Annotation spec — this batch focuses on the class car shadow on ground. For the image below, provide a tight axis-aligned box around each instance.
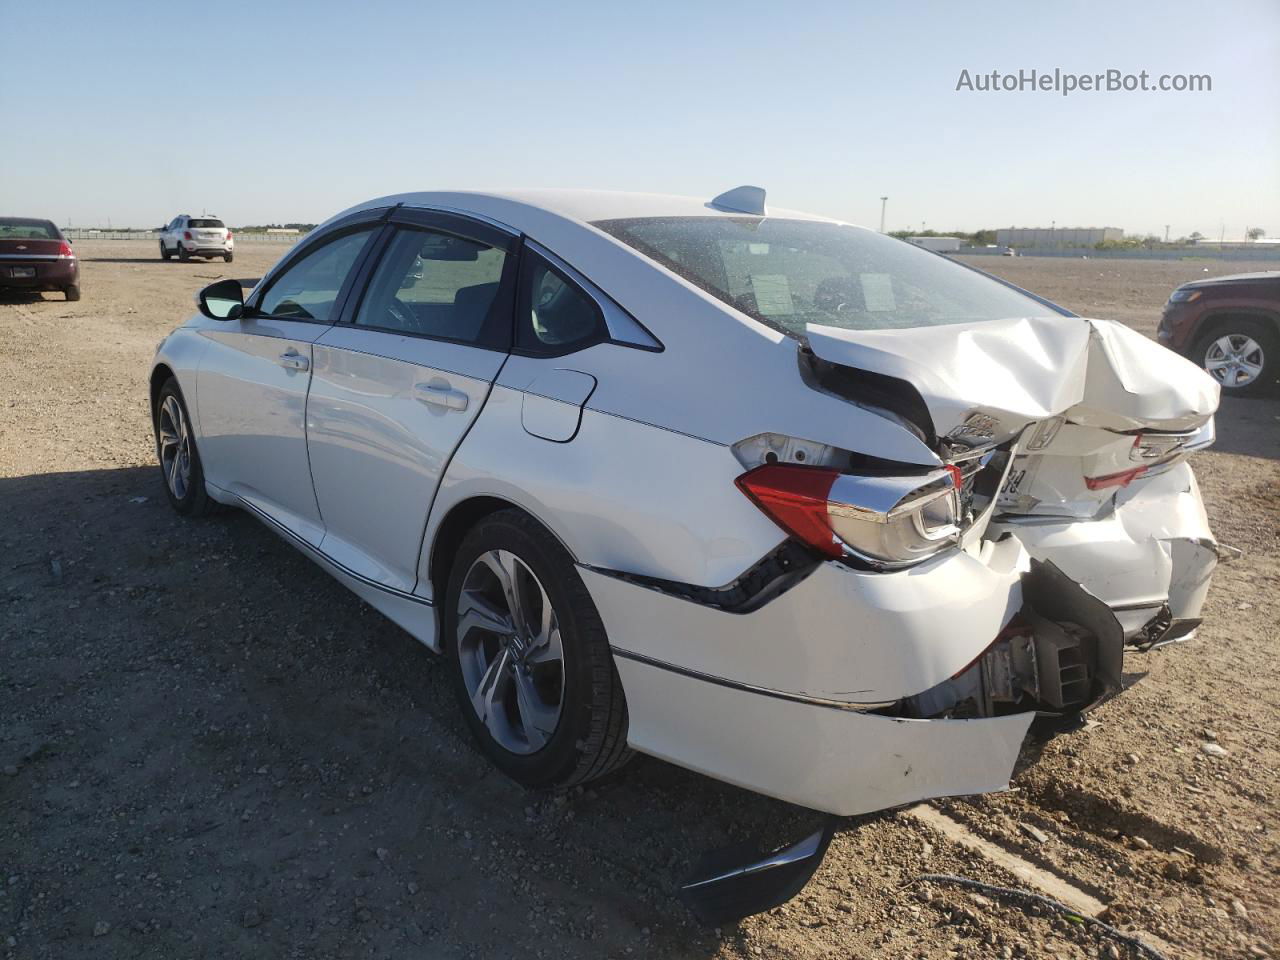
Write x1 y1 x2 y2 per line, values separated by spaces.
0 290 69 304
1 464 846 958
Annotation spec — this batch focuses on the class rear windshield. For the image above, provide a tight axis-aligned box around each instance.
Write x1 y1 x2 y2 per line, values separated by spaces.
189 219 224 229
0 219 59 240
593 216 1060 336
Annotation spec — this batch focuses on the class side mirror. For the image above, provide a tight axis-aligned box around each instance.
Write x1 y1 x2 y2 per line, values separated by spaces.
198 278 245 320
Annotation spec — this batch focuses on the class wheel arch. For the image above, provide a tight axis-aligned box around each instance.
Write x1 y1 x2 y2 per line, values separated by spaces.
1194 307 1280 345
426 495 578 609
150 362 175 414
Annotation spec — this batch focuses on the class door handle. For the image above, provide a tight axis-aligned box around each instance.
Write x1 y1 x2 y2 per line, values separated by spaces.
413 382 469 412
277 350 309 371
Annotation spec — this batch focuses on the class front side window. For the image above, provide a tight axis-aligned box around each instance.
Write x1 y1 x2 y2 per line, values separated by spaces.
593 216 1062 337
516 254 605 355
258 228 376 323
353 228 510 348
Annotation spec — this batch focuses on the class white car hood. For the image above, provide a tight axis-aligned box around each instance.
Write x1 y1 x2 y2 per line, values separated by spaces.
805 315 1219 442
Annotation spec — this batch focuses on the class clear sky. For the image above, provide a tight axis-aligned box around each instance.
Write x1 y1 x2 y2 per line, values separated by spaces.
2 0 1277 238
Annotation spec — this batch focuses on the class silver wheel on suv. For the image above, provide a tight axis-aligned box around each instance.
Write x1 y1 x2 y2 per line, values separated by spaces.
1203 333 1265 388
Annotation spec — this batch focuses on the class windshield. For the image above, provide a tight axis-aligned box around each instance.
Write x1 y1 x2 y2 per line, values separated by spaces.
189 218 224 229
593 216 1062 336
0 218 59 240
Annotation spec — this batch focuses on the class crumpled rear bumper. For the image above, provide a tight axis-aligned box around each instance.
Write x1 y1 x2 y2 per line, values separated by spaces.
989 462 1216 638
584 461 1210 815
582 537 1046 816
613 654 1035 817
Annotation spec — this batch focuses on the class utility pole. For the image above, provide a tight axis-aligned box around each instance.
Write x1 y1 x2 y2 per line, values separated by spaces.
879 197 888 233
1164 224 1170 243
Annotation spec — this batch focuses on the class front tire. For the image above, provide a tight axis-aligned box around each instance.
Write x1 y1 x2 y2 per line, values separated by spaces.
154 378 217 516
444 510 631 789
1193 319 1278 396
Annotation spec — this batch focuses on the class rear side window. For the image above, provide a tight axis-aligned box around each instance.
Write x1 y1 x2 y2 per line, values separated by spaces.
0 219 58 240
353 227 511 348
257 228 376 323
516 253 606 355
189 218 224 229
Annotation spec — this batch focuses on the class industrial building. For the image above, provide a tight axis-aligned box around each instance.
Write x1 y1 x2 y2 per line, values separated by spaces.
996 227 1124 247
906 236 961 252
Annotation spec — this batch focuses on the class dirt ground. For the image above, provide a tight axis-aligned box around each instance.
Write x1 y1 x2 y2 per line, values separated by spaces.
1 243 1277 960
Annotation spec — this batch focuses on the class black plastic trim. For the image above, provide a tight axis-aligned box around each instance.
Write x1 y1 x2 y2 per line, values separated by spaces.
587 540 819 614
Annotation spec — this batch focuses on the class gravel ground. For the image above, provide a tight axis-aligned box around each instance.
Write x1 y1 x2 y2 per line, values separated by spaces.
1 243 1277 960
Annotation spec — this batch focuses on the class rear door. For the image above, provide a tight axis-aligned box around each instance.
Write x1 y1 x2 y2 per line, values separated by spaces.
195 220 382 544
305 209 518 592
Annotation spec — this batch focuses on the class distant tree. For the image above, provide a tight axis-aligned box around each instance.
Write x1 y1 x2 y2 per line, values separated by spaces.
970 229 997 246
1247 227 1266 241
1189 231 1204 241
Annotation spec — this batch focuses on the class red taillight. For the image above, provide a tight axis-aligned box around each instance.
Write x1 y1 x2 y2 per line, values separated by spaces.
57 241 74 258
226 229 233 239
735 463 841 558
183 230 192 240
1084 465 1147 490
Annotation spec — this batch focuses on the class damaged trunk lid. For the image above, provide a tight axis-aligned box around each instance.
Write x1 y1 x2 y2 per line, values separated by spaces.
804 315 1219 519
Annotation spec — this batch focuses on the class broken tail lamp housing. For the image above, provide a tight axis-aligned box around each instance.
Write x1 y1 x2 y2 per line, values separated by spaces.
735 463 960 568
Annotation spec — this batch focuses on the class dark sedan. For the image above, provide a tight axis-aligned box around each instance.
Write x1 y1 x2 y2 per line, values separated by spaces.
1158 270 1280 395
0 217 80 301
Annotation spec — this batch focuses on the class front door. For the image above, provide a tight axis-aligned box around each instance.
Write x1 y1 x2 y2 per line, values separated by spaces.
305 213 518 592
196 226 379 545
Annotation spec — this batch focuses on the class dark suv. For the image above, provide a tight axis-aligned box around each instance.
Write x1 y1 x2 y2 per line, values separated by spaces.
1158 271 1280 395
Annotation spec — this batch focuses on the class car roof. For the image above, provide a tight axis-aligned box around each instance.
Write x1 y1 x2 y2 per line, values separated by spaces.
329 188 842 235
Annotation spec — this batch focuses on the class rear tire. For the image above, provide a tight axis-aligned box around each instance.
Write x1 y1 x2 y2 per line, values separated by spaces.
154 378 218 517
64 285 80 302
224 252 234 263
444 510 631 789
160 242 172 261
1192 318 1279 397
178 246 190 261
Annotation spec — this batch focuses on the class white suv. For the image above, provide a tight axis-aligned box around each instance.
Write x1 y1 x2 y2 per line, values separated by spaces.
159 215 234 262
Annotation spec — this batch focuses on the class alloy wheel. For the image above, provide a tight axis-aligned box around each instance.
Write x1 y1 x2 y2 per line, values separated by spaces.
157 395 193 500
1204 334 1265 387
455 549 566 755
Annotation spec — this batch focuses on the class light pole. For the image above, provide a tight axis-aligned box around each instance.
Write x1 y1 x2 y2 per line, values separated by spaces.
879 197 888 233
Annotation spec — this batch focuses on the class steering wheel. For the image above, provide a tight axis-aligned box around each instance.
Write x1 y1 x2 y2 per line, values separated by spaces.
385 297 425 334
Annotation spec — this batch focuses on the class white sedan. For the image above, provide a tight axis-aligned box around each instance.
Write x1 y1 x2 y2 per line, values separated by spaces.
150 187 1221 822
